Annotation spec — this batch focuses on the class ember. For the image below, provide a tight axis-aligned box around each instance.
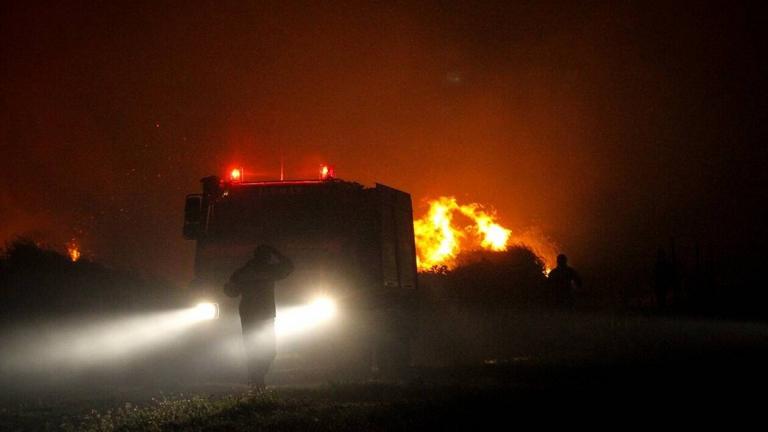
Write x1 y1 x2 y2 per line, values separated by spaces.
66 240 81 262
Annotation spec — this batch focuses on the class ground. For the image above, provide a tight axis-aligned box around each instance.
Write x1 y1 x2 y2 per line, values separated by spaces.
2 350 767 431
4 284 768 430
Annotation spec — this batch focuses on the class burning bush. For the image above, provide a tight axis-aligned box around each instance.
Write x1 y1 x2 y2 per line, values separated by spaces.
418 246 549 308
413 197 558 272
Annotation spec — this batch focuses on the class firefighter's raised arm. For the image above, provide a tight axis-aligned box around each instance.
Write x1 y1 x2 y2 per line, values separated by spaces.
268 246 294 280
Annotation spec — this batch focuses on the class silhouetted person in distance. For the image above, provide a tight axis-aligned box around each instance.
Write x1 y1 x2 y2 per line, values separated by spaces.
224 244 293 388
547 254 582 309
653 248 677 310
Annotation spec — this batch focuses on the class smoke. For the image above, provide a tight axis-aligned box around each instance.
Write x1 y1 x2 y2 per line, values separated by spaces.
0 191 61 248
511 227 560 271
2 2 766 282
0 297 340 389
0 307 217 373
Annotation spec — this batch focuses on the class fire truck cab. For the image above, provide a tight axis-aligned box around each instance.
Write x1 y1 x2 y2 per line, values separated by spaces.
182 171 417 376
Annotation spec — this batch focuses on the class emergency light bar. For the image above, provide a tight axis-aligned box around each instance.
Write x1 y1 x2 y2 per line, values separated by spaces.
223 164 336 183
229 168 243 182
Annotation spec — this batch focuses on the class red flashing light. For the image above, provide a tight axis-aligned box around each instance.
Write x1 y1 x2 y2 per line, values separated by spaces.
320 164 334 180
230 167 243 182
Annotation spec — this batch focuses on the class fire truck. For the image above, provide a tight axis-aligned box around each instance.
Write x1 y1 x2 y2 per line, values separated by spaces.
182 166 417 376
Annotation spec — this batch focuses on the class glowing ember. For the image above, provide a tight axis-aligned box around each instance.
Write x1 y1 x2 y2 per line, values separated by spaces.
66 239 81 262
413 197 557 272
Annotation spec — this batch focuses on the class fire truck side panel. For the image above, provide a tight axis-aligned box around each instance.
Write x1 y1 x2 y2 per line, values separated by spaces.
375 184 417 294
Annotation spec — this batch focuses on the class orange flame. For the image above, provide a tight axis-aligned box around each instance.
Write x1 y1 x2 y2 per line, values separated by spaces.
511 227 558 274
66 239 81 262
413 197 557 272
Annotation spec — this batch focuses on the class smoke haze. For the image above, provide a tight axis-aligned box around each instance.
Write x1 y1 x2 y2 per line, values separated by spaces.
2 1 766 281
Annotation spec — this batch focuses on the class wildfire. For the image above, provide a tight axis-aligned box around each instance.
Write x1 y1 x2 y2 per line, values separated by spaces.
413 197 557 272
414 197 510 270
66 239 81 262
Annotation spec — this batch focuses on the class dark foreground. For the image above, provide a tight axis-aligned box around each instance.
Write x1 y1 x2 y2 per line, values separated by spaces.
3 349 767 431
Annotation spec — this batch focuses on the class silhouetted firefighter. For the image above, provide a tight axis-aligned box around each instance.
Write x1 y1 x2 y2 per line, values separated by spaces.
547 254 582 309
653 248 678 310
224 245 293 387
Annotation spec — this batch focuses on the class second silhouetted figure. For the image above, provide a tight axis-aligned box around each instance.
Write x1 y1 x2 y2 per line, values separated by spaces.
225 244 293 388
547 253 582 309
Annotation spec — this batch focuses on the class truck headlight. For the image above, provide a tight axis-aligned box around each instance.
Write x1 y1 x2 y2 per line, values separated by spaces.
275 296 336 336
192 302 219 321
308 297 336 321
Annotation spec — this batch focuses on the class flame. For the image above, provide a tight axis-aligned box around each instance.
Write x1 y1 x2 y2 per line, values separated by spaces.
457 202 511 251
66 239 81 262
511 227 559 274
413 197 557 272
413 197 463 269
414 197 510 271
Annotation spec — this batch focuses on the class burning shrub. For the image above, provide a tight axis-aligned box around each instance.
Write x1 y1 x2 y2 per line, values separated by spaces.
413 197 558 272
418 246 549 308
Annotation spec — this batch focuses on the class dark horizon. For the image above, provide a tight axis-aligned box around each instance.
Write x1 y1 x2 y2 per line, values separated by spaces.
2 1 766 283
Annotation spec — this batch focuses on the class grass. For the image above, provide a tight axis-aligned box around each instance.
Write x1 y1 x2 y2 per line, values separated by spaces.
4 356 766 431
2 383 523 432
6 345 768 431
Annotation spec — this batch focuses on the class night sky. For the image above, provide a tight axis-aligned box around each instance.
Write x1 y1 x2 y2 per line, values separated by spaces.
2 1 766 283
